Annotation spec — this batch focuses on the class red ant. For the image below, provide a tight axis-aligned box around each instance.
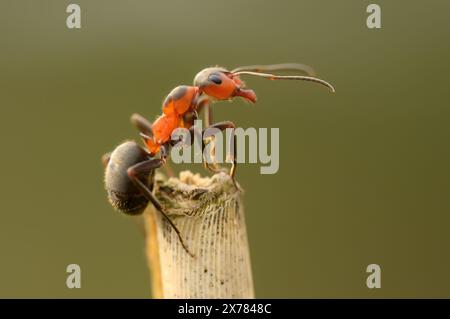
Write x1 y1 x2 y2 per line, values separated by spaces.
103 63 335 256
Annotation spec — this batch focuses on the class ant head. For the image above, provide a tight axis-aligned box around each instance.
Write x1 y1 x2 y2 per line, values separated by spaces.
194 67 257 103
194 64 335 104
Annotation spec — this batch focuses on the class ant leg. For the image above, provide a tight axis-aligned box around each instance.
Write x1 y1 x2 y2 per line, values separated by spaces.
194 94 213 127
131 113 153 136
132 114 175 177
199 101 225 174
202 104 222 173
160 143 171 159
160 143 174 177
202 124 223 175
176 124 219 175
203 103 213 128
101 152 111 167
202 121 239 188
203 137 225 174
198 111 218 175
201 101 215 169
160 144 175 177
204 151 222 174
127 159 194 257
193 95 218 172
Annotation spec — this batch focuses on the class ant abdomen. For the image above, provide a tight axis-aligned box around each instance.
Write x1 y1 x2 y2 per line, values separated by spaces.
104 141 152 215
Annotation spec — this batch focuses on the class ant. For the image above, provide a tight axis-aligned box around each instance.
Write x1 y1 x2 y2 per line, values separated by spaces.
103 63 335 257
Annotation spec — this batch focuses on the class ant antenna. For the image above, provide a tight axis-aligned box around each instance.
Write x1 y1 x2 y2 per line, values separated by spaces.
232 71 336 93
231 63 316 76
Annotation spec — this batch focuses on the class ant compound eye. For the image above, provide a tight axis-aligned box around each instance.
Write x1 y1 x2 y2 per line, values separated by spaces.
208 74 222 85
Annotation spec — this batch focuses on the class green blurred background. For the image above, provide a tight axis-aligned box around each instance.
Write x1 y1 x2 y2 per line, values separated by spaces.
0 0 449 298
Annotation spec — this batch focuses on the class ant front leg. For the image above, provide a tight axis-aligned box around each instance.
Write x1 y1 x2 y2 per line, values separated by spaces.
203 102 213 128
202 121 239 188
192 95 216 172
194 94 213 127
127 158 194 257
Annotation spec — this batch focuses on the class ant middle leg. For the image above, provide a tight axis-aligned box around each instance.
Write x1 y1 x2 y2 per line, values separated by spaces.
202 104 220 173
202 121 238 187
177 123 226 175
173 123 239 188
127 158 194 257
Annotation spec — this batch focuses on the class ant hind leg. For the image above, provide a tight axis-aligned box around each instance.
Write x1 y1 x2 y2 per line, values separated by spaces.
127 158 194 257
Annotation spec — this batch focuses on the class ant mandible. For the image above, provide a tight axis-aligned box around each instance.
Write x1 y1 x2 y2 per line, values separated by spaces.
103 63 335 257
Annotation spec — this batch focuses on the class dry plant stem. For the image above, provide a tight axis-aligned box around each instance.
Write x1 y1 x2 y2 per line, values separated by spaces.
144 171 254 298
144 210 163 299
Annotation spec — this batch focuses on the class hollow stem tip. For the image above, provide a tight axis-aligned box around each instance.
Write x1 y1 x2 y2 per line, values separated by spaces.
145 171 254 299
155 171 242 211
